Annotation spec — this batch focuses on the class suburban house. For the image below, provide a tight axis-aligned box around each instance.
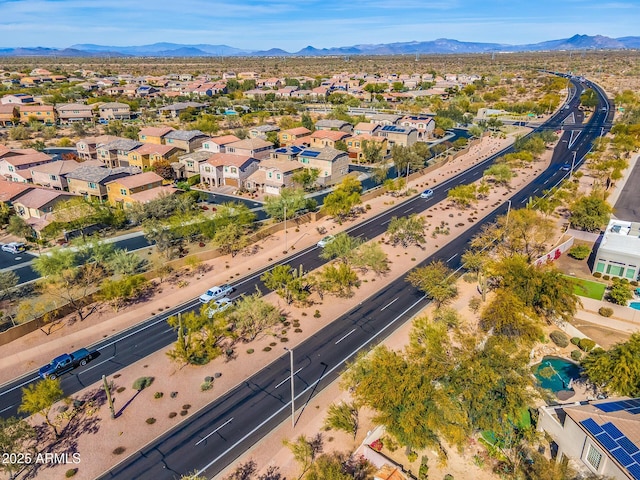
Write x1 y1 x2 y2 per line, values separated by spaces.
314 119 353 133
138 126 175 145
30 160 84 190
309 130 351 149
297 147 349 186
279 127 312 147
399 115 436 140
376 125 418 147
538 398 640 480
0 178 34 205
592 219 640 281
164 129 208 153
66 165 141 201
105 171 165 206
270 145 304 162
127 143 182 170
12 189 77 233
158 101 205 118
225 138 274 160
55 103 94 124
96 138 142 168
0 148 53 183
245 158 303 195
249 124 280 139
98 102 131 120
353 122 381 136
200 135 241 154
199 153 260 189
0 104 19 126
1 93 35 105
19 105 56 125
76 135 120 161
346 135 388 162
367 113 402 126
173 151 211 179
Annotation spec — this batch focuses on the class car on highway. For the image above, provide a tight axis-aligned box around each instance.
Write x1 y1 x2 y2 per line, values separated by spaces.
199 284 234 304
206 297 233 317
1 242 26 254
560 163 572 172
317 235 335 248
420 189 434 199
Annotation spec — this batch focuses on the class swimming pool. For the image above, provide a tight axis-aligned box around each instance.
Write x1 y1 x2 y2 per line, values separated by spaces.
629 302 640 311
533 356 582 394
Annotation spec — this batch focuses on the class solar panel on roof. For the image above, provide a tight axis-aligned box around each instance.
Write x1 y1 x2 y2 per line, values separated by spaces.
603 422 625 440
619 436 640 455
627 463 640 480
621 401 637 409
581 418 604 436
596 401 625 413
303 151 320 158
611 447 635 467
630 407 640 415
596 432 618 450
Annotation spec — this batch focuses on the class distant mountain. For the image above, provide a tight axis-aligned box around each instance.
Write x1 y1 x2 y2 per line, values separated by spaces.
2 34 639 57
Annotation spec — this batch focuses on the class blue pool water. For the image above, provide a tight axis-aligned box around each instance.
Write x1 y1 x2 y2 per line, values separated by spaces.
533 356 581 393
630 302 640 311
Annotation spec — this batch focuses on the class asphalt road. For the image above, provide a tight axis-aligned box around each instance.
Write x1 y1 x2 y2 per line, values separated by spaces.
0 76 612 478
614 158 640 222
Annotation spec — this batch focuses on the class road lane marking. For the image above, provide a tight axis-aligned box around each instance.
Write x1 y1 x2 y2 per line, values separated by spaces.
520 198 528 203
533 188 539 194
382 219 391 225
195 418 234 446
447 253 458 262
274 368 303 389
0 404 15 413
380 297 398 311
78 355 116 374
335 329 356 345
404 207 414 213
0 376 39 397
543 178 550 184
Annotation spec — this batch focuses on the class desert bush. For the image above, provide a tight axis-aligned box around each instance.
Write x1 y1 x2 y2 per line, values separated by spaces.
549 331 569 348
571 350 582 361
169 412 177 418
568 245 591 260
201 380 213 391
113 447 126 455
146 417 156 424
170 391 178 398
263 346 272 352
180 410 188 416
598 307 614 317
154 392 163 399
570 337 581 345
133 376 154 391
578 338 596 352
593 272 602 278
65 468 78 477
314 310 321 318
603 275 610 281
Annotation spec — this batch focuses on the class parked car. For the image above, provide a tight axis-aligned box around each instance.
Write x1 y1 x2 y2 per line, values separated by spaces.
206 297 233 317
420 189 434 199
1 242 26 254
317 235 335 248
199 284 234 304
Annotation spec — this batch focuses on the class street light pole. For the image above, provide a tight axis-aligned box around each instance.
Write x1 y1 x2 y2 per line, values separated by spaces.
285 347 295 428
570 150 577 179
283 204 287 252
506 199 512 228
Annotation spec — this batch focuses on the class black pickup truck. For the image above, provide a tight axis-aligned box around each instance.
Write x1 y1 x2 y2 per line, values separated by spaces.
38 348 98 380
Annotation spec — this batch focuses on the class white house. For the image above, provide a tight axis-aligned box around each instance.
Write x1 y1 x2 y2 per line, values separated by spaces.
592 219 640 281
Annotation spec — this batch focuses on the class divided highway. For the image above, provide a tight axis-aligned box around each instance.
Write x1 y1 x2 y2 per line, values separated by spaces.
0 76 613 479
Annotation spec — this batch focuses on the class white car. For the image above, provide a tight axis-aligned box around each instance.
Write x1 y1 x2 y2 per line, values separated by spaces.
199 284 234 304
206 297 233 317
1 242 26 254
317 235 335 248
420 189 434 199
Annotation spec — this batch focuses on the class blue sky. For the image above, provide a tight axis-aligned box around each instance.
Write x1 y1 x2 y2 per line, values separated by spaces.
1 0 639 50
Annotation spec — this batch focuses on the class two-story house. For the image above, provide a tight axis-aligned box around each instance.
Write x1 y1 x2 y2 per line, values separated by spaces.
399 115 435 141
298 147 349 186
314 119 353 133
1 93 35 105
0 104 19 126
245 158 303 196
98 102 131 120
270 145 304 162
200 153 260 189
12 188 76 224
200 135 240 154
127 143 182 170
353 122 380 136
278 127 312 147
76 135 120 161
30 160 85 190
158 101 205 118
376 125 418 147
249 124 280 139
309 130 351 149
174 151 211 179
106 171 165 206
164 130 208 153
346 135 388 162
224 138 274 160
0 148 53 183
96 138 143 168
55 103 94 124
19 105 56 125
66 165 141 201
138 126 175 145
367 113 402 126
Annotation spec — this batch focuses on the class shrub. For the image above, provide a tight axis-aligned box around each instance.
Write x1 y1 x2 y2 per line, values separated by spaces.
180 410 188 416
570 337 581 346
603 275 611 281
593 272 602 278
113 447 126 455
568 245 591 260
263 346 272 352
598 307 614 317
205 376 213 383
169 412 177 418
182 404 191 410
295 328 303 333
154 392 163 399
571 350 582 361
549 331 569 348
116 387 125 393
201 380 213 391
170 391 178 398
407 450 418 463
65 468 78 477
608 282 634 305
578 338 596 352
247 349 254 354
280 337 289 342
314 310 321 318
444 475 454 480
133 376 154 391
631 280 639 287
146 417 156 424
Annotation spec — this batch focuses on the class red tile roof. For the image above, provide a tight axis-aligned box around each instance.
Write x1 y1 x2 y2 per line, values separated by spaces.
139 126 175 137
108 171 163 189
206 153 256 168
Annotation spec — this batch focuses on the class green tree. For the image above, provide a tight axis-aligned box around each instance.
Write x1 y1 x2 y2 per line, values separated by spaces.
406 260 458 308
319 232 363 264
580 88 599 109
352 242 390 275
0 417 36 478
386 215 425 248
447 184 477 208
500 208 556 261
0 270 19 300
167 310 227 366
261 264 309 305
582 333 640 397
99 275 149 312
291 168 320 191
318 263 360 298
264 187 307 221
7 215 34 242
608 279 634 305
213 223 249 257
324 401 359 439
569 193 613 232
19 378 64 437
321 177 362 223
228 290 281 342
107 249 147 275
283 435 323 476
483 163 514 186
479 288 541 343
361 139 384 164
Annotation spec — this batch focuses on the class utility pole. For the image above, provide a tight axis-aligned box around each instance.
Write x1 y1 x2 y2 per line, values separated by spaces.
284 347 295 428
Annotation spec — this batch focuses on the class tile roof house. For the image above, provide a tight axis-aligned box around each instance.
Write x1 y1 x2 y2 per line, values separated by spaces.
138 126 175 145
76 135 120 161
376 125 418 147
66 165 141 201
164 129 208 153
298 147 349 186
353 122 381 136
0 104 19 126
158 101 205 118
245 158 303 196
98 102 131 120
309 130 351 149
96 138 143 168
55 103 94 124
346 134 388 162
279 127 312 147
201 135 241 154
174 150 211 179
12 188 77 229
199 153 260 189
19 105 56 125
249 124 280 139
538 398 640 480
127 143 183 170
30 160 84 190
0 150 53 183
1 93 35 105
0 177 34 204
224 138 274 160
106 171 164 206
399 115 436 140
314 119 353 133
270 145 304 162
366 113 402 126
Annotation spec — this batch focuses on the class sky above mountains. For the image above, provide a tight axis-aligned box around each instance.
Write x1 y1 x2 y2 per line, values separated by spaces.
1 0 639 49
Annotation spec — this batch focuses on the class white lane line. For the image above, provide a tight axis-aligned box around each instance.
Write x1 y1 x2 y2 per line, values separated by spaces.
0 404 15 413
543 178 550 184
380 297 399 311
533 188 539 194
404 208 414 213
0 376 38 397
335 329 356 345
520 197 528 204
274 368 303 389
196 293 428 476
195 418 234 446
382 219 391 225
447 253 458 262
78 356 116 374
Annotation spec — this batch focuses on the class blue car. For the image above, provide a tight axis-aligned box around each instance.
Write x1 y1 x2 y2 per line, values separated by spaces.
560 164 571 172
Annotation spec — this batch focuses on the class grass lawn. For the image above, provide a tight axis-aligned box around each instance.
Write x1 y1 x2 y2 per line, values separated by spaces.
566 275 607 300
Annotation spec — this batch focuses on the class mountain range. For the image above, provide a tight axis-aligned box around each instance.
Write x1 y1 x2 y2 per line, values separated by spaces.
0 34 638 57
